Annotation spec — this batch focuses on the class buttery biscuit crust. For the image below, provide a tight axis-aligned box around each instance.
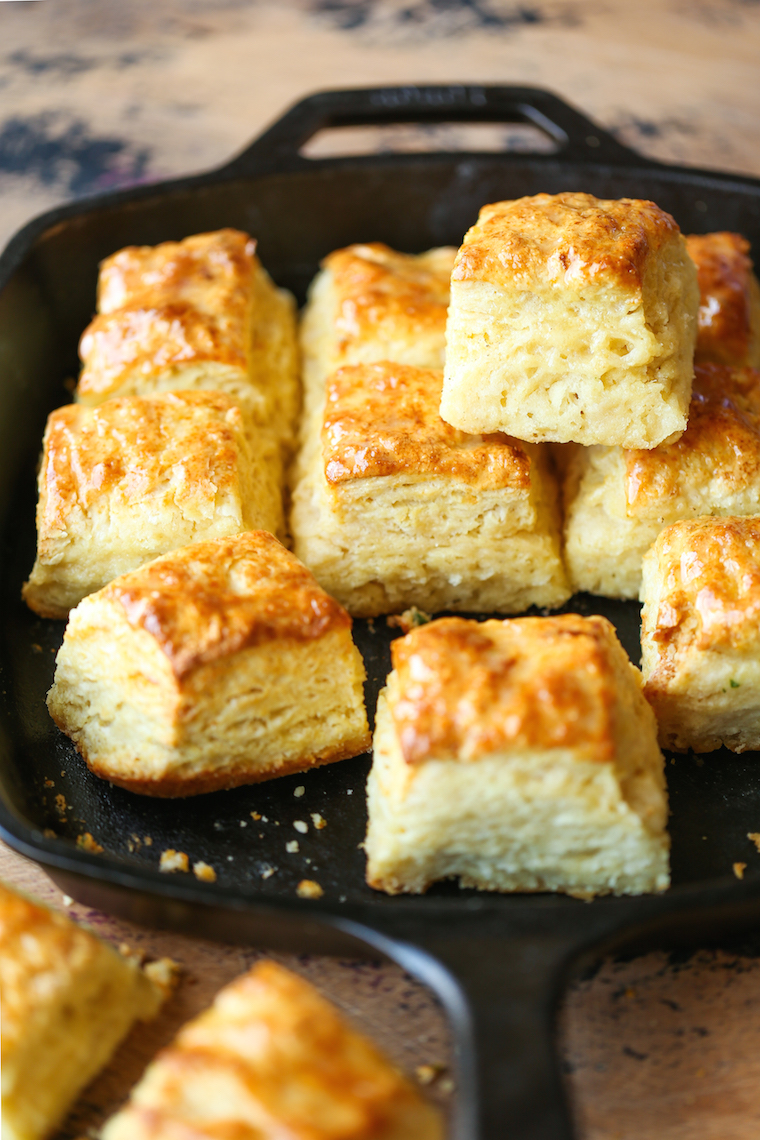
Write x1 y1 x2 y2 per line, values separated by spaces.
322 362 532 489
390 614 618 765
686 232 760 367
108 530 351 678
453 192 681 290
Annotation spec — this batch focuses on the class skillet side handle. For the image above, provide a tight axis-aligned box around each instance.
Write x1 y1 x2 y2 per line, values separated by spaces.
223 85 645 176
384 923 580 1140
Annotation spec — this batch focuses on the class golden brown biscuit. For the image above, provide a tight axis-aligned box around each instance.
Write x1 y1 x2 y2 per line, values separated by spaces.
0 881 166 1140
23 391 283 619
76 229 299 460
101 959 443 1140
641 516 760 753
47 531 370 796
441 193 699 449
365 614 669 898
563 363 760 599
686 232 760 367
291 361 569 617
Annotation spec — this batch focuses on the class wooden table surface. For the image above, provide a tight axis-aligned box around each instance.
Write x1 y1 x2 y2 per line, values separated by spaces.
2 2 760 1137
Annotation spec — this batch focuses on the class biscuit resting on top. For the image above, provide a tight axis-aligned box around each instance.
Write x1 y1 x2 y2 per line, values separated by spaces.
365 614 669 898
563 363 760 599
641 516 760 754
23 391 283 619
291 360 569 617
102 959 443 1140
47 531 370 796
76 228 299 464
0 880 168 1140
441 192 698 449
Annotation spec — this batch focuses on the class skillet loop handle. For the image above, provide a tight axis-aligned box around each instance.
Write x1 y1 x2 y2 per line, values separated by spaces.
224 85 644 174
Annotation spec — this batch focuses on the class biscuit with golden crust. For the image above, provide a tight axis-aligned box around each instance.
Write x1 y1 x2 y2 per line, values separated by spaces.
101 960 442 1140
563 363 760 599
365 614 669 898
23 391 283 619
686 232 760 368
0 881 165 1140
76 229 299 460
641 516 760 753
47 531 370 796
291 361 569 616
441 193 698 449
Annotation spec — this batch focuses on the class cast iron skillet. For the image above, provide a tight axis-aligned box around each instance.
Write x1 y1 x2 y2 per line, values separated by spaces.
2 85 760 1140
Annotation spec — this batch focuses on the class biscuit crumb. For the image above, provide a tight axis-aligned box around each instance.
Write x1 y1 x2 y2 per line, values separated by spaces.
160 849 189 873
296 879 324 899
43 779 54 788
293 820 308 834
415 1064 443 1085
144 836 153 846
748 833 760 853
286 840 299 853
311 812 326 830
387 606 431 633
294 786 305 797
193 861 217 883
251 811 262 820
261 865 275 879
118 941 144 963
734 862 747 880
76 832 104 854
144 957 181 996
239 820 247 828
54 794 67 816
31 643 42 653
62 894 73 907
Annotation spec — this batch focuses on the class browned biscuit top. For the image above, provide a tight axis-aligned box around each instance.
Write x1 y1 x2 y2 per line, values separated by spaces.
388 614 621 765
322 362 531 488
686 231 758 366
646 516 760 655
323 243 455 362
452 192 681 290
625 363 760 515
38 392 245 533
105 531 351 677
96 228 255 317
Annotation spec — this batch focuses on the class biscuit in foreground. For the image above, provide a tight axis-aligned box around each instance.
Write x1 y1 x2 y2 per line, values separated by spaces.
101 959 442 1140
23 391 283 619
76 229 299 460
641 516 760 753
686 231 760 368
563 363 760 599
0 880 167 1140
365 614 669 898
47 531 370 796
441 193 698 449
291 361 569 616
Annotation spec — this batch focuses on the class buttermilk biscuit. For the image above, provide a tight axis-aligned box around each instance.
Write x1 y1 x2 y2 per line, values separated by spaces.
564 363 760 599
290 361 569 617
47 531 370 796
101 960 442 1140
441 192 699 449
365 614 669 898
686 232 760 367
23 391 283 619
641 516 760 753
76 229 299 460
0 881 166 1140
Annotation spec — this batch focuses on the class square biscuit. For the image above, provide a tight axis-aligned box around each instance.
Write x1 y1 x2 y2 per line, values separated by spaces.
290 361 569 617
23 391 283 619
641 516 760 753
686 231 760 368
76 229 299 461
0 881 166 1140
47 531 370 796
365 614 669 898
441 193 699 449
102 960 443 1140
563 363 760 599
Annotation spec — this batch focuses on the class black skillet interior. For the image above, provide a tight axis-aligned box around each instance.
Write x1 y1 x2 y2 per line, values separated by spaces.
3 86 760 1140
